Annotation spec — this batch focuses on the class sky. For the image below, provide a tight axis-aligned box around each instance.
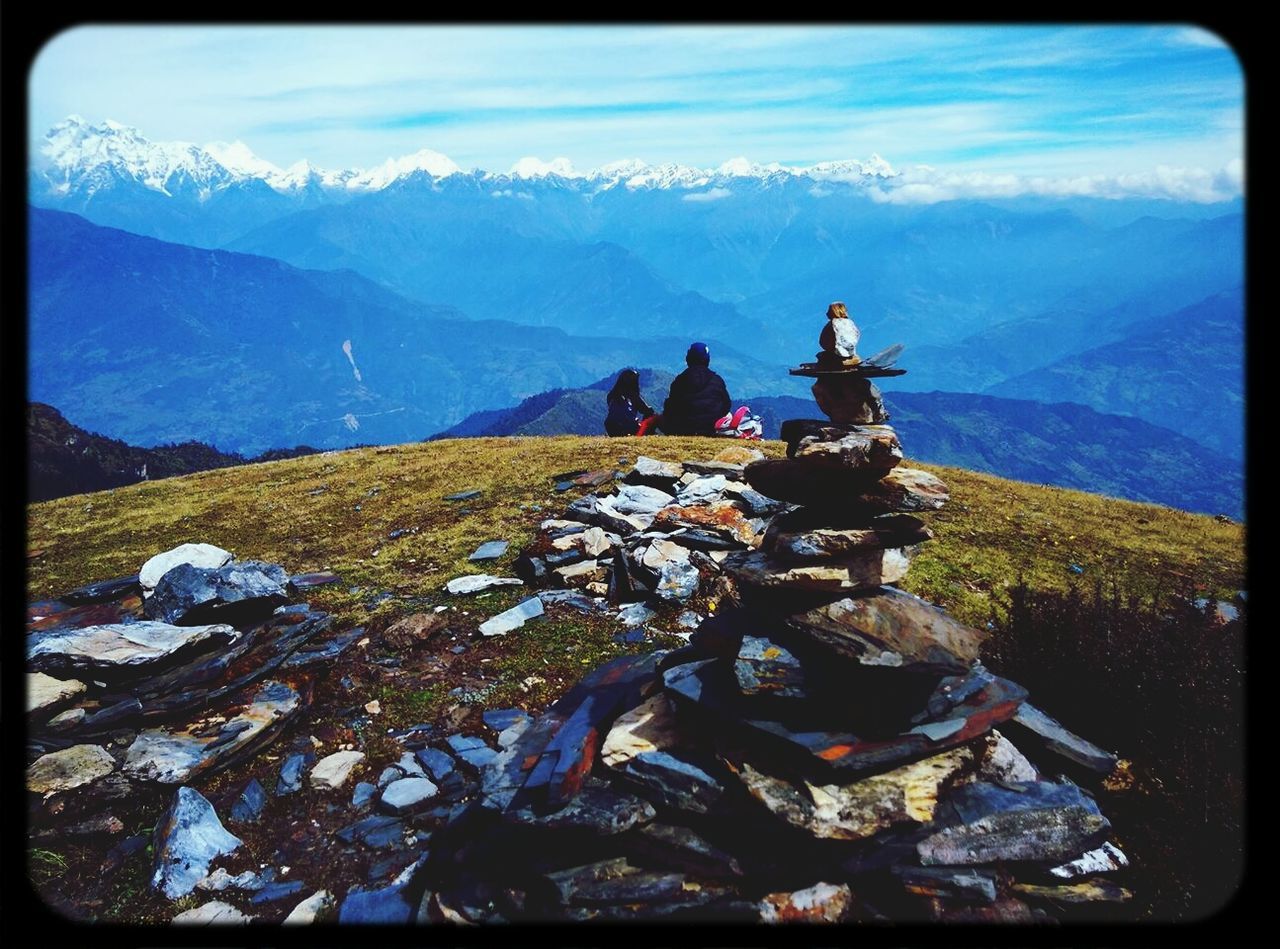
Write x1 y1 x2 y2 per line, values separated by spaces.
28 24 1244 192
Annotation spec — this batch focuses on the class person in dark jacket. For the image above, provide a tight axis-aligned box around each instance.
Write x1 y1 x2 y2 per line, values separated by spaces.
604 368 656 436
659 342 731 435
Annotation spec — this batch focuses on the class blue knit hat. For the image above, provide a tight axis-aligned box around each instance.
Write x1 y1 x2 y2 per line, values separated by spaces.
686 342 710 366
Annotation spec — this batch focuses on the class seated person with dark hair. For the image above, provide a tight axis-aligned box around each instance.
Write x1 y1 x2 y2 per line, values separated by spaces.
604 368 656 436
658 342 731 436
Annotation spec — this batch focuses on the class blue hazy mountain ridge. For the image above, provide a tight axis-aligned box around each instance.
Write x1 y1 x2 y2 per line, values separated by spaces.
433 378 1241 517
27 208 791 455
33 151 1242 390
988 287 1244 459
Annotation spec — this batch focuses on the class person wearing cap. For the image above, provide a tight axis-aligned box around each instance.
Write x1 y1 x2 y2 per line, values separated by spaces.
658 342 732 436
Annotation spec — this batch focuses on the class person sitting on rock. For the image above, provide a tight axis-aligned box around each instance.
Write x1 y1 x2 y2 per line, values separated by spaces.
657 342 732 436
818 301 861 366
604 368 657 436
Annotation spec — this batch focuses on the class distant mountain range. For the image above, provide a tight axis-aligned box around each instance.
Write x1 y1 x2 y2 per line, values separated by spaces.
434 375 1242 517
28 208 792 455
27 402 318 503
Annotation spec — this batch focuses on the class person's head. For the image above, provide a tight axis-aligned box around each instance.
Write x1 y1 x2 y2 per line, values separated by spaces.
686 342 710 367
610 367 641 400
826 302 849 321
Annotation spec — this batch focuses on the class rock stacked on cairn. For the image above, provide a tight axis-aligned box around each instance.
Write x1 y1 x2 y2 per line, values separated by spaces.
416 312 1129 924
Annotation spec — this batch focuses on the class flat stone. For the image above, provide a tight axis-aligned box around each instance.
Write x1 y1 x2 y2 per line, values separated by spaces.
277 753 310 795
310 751 366 790
483 708 531 733
733 743 978 841
896 866 998 903
513 555 547 584
626 456 684 487
352 781 378 808
28 621 237 676
229 777 267 823
145 560 290 626
919 797 1110 866
642 539 691 570
976 730 1039 785
380 777 439 813
444 489 482 501
617 602 657 627
1007 703 1118 774
124 681 302 785
573 468 616 487
479 597 544 637
396 751 427 777
758 882 852 923
860 467 950 512
612 484 676 516
744 461 946 513
26 744 116 795
1049 841 1129 879
251 880 307 904
378 765 406 788
197 868 268 892
724 548 914 594
734 635 807 698
415 747 456 782
1012 879 1133 904
62 574 142 605
763 510 932 561
601 693 683 767
651 502 757 545
811 374 889 425
538 589 605 613
792 425 902 471
140 543 233 597
446 574 523 595
45 707 87 732
554 559 607 585
593 496 654 534
27 671 87 715
27 596 145 634
152 786 242 900
629 822 743 879
383 612 447 650
505 779 656 834
171 900 253 924
468 540 510 561
613 750 725 815
336 814 405 848
339 855 428 923
283 889 335 924
655 560 700 602
65 813 126 836
786 586 986 673
675 475 728 506
288 571 342 591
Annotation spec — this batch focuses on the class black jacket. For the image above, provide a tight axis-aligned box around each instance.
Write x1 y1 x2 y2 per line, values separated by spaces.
661 366 731 435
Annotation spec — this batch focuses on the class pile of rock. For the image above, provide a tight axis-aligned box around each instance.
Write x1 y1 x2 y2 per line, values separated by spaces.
25 542 358 828
405 335 1130 923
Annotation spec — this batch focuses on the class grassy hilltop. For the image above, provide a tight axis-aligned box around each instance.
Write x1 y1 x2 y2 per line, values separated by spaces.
25 435 1245 922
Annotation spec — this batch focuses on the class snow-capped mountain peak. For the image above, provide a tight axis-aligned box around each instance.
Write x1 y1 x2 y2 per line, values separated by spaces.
509 156 580 179
350 148 462 189
203 140 285 181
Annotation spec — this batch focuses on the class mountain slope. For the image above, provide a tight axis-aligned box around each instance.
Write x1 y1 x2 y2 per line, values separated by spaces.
28 208 789 454
26 402 319 503
432 379 1242 516
988 288 1244 458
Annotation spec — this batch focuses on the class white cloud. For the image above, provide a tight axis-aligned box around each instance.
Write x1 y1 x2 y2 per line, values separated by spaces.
682 187 732 202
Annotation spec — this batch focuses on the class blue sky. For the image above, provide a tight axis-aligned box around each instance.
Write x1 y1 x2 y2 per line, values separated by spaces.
29 24 1243 181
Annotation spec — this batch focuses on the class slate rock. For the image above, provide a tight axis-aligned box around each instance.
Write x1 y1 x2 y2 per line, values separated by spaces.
651 501 758 545
145 560 290 626
763 511 932 561
642 539 691 570
45 707 87 732
415 747 456 782
628 822 743 879
614 750 725 815
483 708 532 733
786 586 986 673
1011 879 1133 904
919 805 1110 866
251 880 307 904
724 548 914 594
1007 703 1118 774
612 484 676 516
336 814 405 849
1049 841 1129 879
444 489 483 501
896 866 998 903
446 574 523 595
229 778 267 823
468 540 510 562
26 743 116 795
140 543 233 597
277 753 310 795
28 621 238 676
734 635 807 698
655 560 700 602
283 889 335 924
381 777 439 814
171 900 253 924
512 555 547 584
311 751 366 790
62 574 142 605
382 612 447 650
617 602 657 628
337 855 427 923
26 671 87 716
377 766 406 789
151 786 242 899
792 425 903 471
288 570 342 591
626 456 684 488
479 597 544 637
744 461 946 513
675 474 729 506
506 781 657 835
758 881 852 923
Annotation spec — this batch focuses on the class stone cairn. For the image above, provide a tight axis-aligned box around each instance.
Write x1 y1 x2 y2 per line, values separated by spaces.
406 314 1132 923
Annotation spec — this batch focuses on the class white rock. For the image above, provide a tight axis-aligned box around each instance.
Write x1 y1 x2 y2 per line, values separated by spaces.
27 671 87 715
28 621 237 672
611 484 675 516
445 574 523 595
601 693 682 767
380 777 439 813
580 527 613 557
309 750 366 789
140 543 233 598
283 889 335 925
675 475 728 506
172 900 253 925
642 539 691 569
479 597 545 637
